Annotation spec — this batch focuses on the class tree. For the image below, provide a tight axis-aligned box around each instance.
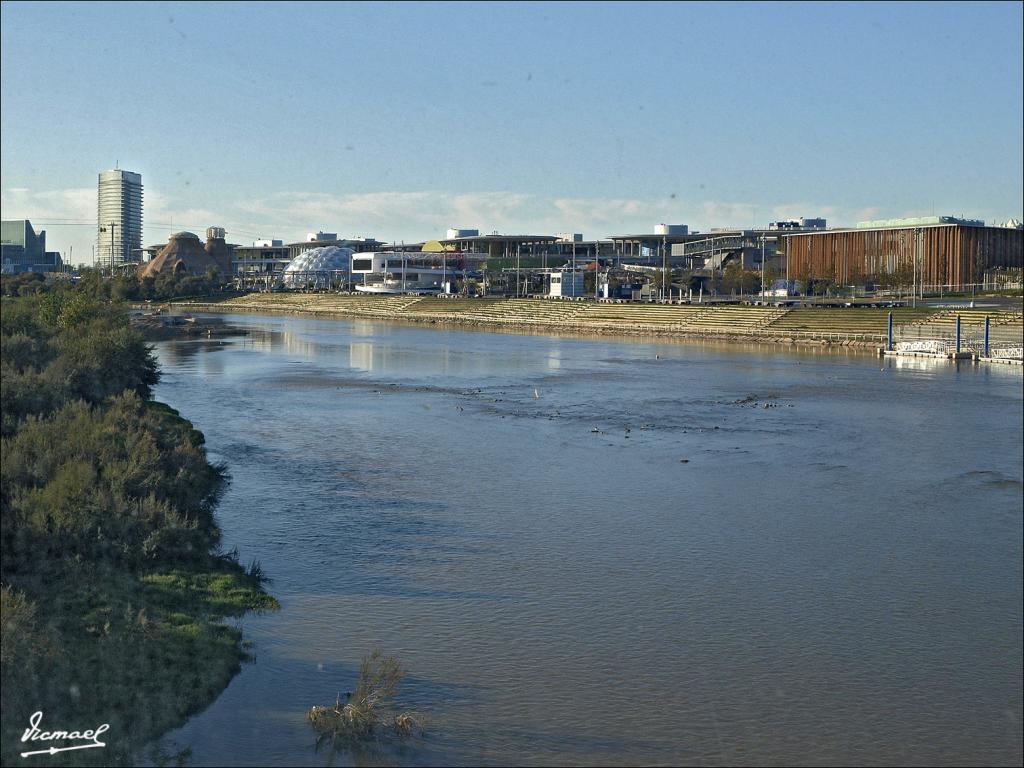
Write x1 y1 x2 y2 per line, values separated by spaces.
876 265 893 291
0 272 46 297
891 261 914 295
722 263 743 294
848 260 865 291
794 263 813 296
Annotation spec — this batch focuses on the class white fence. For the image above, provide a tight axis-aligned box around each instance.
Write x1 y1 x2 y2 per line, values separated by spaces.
894 322 1023 359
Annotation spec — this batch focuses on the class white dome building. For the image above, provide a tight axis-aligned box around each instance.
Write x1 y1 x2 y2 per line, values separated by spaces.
282 246 354 289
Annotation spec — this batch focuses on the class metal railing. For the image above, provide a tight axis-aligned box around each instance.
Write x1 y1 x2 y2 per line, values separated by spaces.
894 318 1023 358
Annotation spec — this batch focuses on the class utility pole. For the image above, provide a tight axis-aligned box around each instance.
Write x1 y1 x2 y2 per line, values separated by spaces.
516 244 521 298
913 231 921 309
99 221 117 273
760 234 765 302
921 227 929 303
571 241 576 297
662 235 667 301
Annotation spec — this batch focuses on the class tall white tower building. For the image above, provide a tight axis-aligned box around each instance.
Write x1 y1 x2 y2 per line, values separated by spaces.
97 169 143 268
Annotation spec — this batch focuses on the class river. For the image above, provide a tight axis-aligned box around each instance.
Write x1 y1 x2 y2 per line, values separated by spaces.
149 313 1023 766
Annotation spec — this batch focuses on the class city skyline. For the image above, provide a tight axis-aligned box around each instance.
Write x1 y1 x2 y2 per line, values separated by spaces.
2 1 1022 265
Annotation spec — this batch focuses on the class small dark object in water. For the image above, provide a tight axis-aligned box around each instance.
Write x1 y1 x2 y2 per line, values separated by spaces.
680 459 689 463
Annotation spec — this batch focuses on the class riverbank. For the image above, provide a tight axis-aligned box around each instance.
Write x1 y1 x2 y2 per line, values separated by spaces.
166 293 1024 350
2 554 277 766
0 292 276 765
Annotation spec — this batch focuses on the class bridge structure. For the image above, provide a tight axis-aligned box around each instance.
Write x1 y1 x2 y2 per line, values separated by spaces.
673 234 753 270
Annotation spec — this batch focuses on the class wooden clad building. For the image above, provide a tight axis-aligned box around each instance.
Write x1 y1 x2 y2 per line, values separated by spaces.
785 223 1023 289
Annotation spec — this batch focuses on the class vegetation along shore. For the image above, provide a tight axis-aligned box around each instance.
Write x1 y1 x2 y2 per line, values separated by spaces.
0 276 277 765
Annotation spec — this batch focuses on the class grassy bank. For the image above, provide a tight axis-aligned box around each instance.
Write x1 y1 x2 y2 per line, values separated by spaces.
1 285 276 765
2 560 276 765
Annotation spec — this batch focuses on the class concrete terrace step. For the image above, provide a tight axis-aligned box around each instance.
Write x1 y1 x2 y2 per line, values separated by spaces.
216 294 1023 342
578 304 709 325
766 308 930 336
906 310 1022 339
684 307 783 332
223 294 415 315
920 308 1019 326
452 299 590 323
400 298 504 314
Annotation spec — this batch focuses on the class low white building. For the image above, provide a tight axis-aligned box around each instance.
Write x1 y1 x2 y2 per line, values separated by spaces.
548 271 584 298
350 250 455 294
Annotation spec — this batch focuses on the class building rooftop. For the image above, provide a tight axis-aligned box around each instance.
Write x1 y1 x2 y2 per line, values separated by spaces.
854 216 985 229
439 234 559 243
606 233 697 241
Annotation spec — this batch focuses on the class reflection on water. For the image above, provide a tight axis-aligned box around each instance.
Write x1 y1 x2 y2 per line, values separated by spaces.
241 327 320 359
150 314 1023 767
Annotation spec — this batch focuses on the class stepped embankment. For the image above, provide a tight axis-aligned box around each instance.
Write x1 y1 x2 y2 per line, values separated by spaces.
168 293 1024 349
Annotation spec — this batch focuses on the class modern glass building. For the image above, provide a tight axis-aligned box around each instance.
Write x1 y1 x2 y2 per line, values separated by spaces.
1 219 62 273
97 169 143 268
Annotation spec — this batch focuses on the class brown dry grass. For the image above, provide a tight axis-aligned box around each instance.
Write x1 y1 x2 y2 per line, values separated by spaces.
307 649 424 746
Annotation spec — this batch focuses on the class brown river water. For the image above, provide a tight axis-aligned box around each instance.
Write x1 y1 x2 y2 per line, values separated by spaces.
148 313 1023 766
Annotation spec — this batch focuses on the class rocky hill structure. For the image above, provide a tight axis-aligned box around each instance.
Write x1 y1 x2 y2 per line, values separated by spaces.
139 228 233 279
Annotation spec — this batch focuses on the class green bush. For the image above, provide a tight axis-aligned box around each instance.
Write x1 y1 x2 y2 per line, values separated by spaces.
0 288 276 764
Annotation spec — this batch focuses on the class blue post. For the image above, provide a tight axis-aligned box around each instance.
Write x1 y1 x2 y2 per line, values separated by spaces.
984 316 990 357
955 315 961 354
887 311 893 351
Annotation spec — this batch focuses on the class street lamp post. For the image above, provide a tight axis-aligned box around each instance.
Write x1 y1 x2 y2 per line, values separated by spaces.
516 244 521 298
662 235 668 301
913 227 926 306
760 234 765 302
913 231 921 309
571 241 576 298
99 221 117 273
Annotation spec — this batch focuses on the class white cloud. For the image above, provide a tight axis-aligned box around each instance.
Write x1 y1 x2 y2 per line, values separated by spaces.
1 185 239 263
8 184 930 265
233 190 701 241
1 186 97 223
143 189 223 242
230 190 869 241
1 187 97 262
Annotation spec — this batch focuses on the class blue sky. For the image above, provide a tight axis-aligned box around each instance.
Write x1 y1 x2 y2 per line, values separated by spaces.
2 1 1022 263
